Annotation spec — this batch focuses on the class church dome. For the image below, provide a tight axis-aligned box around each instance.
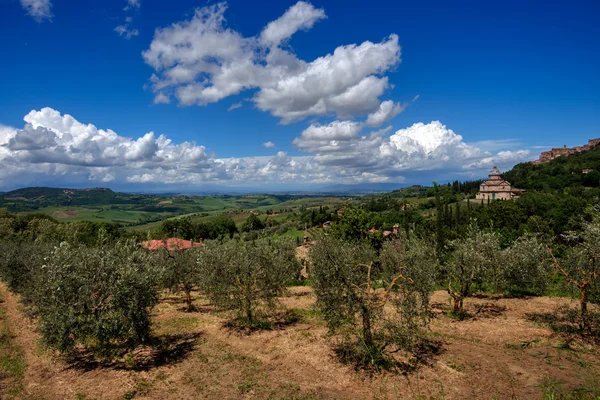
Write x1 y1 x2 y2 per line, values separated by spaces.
489 166 501 176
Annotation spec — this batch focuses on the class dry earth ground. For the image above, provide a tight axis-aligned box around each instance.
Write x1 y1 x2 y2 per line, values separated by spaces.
1 283 599 400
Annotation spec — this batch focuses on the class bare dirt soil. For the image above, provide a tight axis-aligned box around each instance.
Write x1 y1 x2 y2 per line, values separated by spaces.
53 210 78 219
1 283 598 400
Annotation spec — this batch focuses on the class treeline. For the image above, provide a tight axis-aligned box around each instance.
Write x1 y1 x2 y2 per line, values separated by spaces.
0 210 141 244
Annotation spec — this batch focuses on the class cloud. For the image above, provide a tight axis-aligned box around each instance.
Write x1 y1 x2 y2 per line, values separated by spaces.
116 0 141 39
227 102 242 111
412 94 420 102
0 108 532 190
153 92 170 104
365 100 405 127
124 0 141 11
6 124 57 150
143 2 401 124
114 25 139 39
263 141 275 148
20 0 53 22
259 1 326 47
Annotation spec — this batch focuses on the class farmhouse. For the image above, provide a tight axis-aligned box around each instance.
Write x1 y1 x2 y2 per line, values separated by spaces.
476 166 523 200
142 238 202 251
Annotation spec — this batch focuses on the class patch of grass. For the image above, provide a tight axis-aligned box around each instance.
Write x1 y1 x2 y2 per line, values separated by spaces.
445 310 472 320
332 339 397 372
223 310 301 334
236 380 258 393
156 317 204 335
122 390 137 400
286 279 313 287
537 376 600 399
0 305 27 399
288 308 322 320
446 358 464 372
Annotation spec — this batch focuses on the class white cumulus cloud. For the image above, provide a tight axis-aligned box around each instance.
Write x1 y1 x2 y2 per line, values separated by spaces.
0 108 533 190
366 100 405 127
142 1 401 124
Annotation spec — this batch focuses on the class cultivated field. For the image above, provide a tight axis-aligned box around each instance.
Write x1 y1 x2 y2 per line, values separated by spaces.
1 283 598 400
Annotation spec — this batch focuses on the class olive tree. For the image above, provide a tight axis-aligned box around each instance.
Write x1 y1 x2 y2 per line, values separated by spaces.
549 208 600 330
0 241 52 296
158 243 203 311
30 236 160 355
446 227 501 316
311 236 435 369
501 235 550 295
200 238 299 326
0 217 15 240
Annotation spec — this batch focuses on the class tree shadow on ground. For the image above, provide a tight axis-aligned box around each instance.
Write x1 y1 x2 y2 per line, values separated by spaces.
526 305 600 345
222 310 301 335
332 338 445 374
431 301 506 320
67 332 203 371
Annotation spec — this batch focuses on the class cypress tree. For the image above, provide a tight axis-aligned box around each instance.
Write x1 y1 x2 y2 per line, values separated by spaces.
455 201 461 225
466 198 471 221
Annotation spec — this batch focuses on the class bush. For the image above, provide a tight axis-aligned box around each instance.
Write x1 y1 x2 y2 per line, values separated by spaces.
158 244 204 311
200 238 300 327
0 241 52 296
311 236 434 370
445 226 501 316
550 207 600 331
501 235 550 295
30 236 160 356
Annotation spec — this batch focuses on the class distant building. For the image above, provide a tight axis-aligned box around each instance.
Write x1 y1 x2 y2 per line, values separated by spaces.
476 166 523 200
533 138 600 164
142 238 202 251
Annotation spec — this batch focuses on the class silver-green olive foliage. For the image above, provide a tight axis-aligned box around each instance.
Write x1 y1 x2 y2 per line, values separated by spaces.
552 207 600 326
501 235 550 295
158 244 203 311
31 236 161 354
446 226 501 314
0 240 53 296
311 236 435 355
199 238 300 323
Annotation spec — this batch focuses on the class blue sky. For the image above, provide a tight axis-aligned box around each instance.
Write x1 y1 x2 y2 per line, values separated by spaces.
0 0 599 191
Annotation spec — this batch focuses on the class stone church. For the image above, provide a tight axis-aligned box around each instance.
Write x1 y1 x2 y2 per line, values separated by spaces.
476 166 523 200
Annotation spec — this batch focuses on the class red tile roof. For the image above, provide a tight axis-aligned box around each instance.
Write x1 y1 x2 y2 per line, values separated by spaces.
142 238 202 251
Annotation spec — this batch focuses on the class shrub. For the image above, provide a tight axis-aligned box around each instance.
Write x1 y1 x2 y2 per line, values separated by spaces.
549 207 600 331
445 226 501 316
241 214 265 232
30 236 160 355
311 236 435 370
501 235 550 295
200 238 300 327
158 244 204 311
0 241 52 296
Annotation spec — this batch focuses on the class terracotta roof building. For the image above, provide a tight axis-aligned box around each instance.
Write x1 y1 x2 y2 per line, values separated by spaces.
142 238 203 251
476 166 523 200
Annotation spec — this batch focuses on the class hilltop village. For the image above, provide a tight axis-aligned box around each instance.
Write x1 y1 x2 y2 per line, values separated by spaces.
533 138 600 164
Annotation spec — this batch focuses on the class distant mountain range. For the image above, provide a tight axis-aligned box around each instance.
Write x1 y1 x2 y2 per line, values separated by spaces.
0 182 408 200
